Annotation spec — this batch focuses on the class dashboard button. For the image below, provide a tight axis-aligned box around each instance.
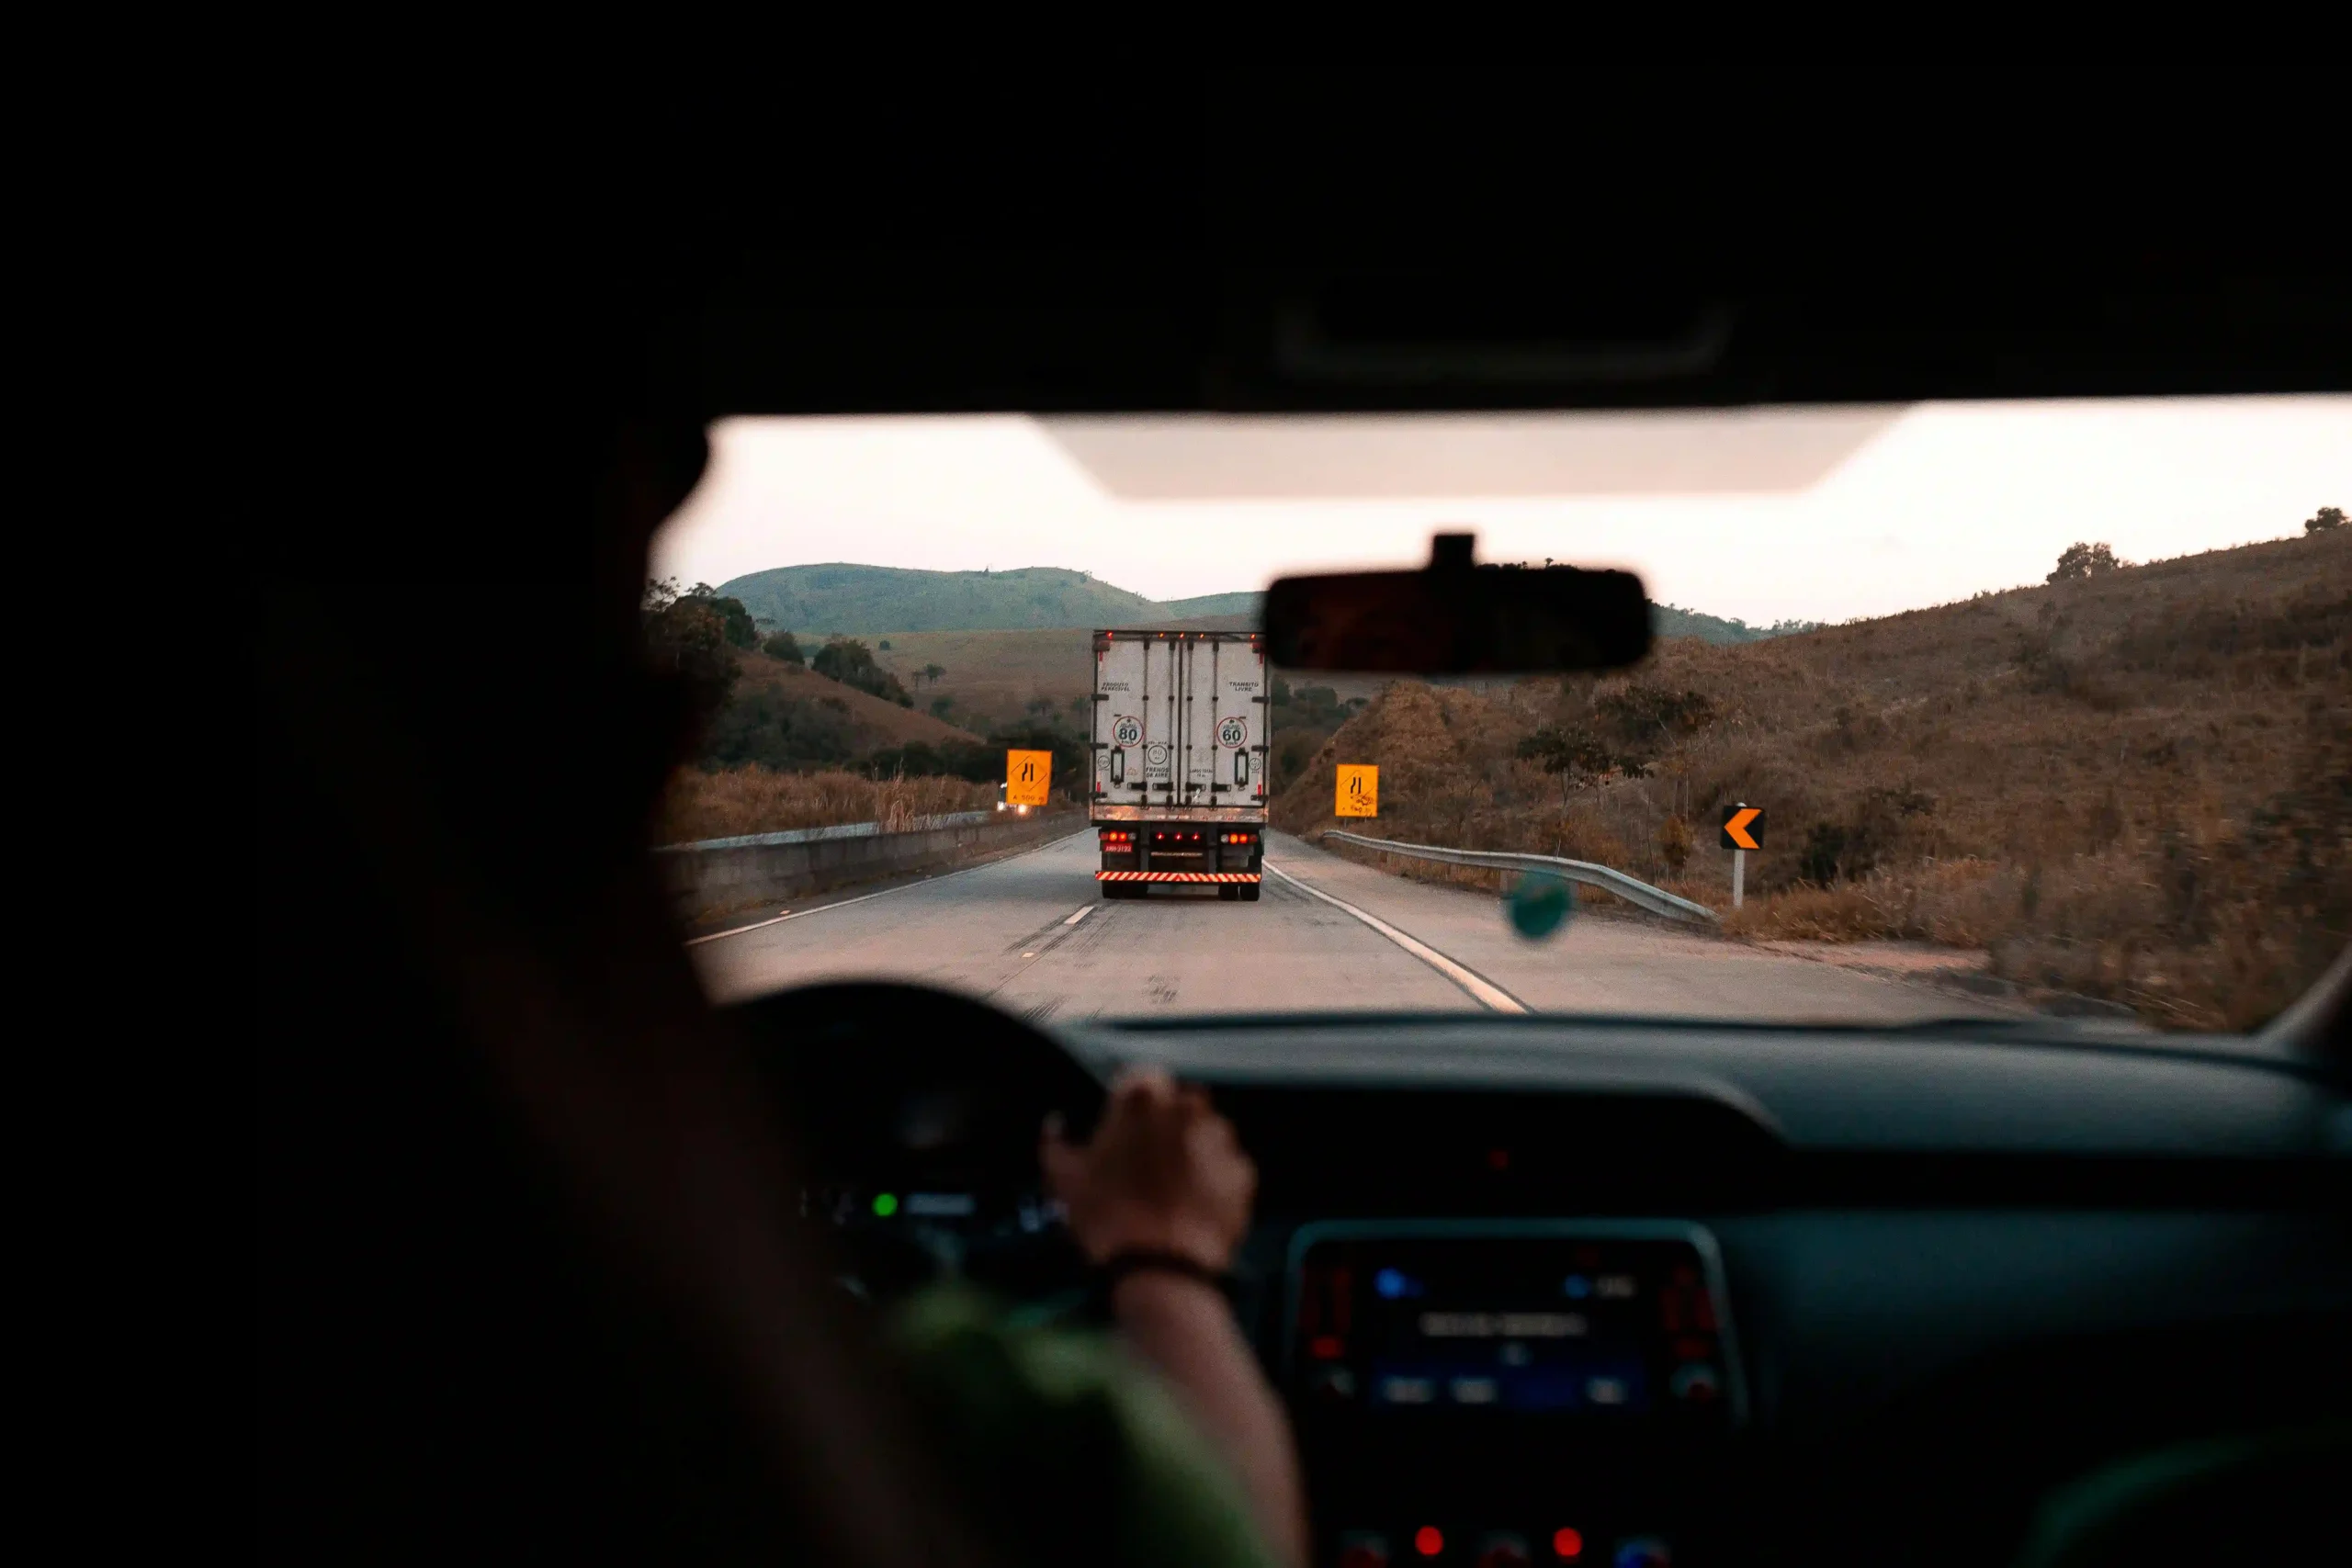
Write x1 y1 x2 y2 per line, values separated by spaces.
1308 1366 1358 1402
1669 1363 1721 1401
1611 1536 1671 1568
1476 1531 1531 1568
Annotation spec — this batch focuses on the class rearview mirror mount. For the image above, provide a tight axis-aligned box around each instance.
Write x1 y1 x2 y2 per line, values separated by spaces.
1261 534 1651 674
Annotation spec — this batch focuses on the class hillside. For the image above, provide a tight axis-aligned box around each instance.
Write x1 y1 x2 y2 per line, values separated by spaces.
1160 591 1263 620
719 564 1186 635
1272 529 2352 1031
716 562 1788 647
698 648 978 771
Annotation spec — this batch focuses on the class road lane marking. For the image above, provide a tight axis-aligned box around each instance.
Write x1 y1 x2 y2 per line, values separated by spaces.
1063 905 1095 927
684 912 790 946
684 829 1092 946
1261 862 1528 1014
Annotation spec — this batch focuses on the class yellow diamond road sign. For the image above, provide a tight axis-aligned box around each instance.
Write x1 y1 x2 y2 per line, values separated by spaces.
1006 749 1052 807
1335 764 1379 818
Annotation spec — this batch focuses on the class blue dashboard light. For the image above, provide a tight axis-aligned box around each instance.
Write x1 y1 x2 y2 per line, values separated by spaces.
1564 1274 1593 1299
1374 1268 1423 1299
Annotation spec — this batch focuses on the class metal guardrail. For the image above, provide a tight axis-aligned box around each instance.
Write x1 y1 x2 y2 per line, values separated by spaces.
1320 829 1720 925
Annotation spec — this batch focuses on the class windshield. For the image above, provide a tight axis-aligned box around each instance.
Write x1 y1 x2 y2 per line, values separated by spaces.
651 400 2349 1034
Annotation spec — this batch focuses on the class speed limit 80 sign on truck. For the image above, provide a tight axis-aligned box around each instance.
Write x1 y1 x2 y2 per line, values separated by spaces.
1090 629 1268 901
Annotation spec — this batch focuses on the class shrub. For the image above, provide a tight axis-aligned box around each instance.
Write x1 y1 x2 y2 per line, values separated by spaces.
762 630 804 665
2308 505 2345 535
2048 541 2125 582
1657 814 1693 874
812 637 914 706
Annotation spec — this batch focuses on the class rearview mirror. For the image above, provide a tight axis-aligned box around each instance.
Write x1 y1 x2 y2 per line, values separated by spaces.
1261 535 1651 674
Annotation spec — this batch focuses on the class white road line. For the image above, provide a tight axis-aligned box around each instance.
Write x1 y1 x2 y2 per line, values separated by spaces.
1062 905 1095 927
684 912 791 946
684 828 1091 946
1261 861 1529 1014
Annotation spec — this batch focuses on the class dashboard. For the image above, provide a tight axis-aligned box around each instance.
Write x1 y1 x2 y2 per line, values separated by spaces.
725 988 2352 1568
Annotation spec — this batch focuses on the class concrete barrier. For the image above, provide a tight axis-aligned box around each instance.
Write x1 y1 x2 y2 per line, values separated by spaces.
656 808 1082 919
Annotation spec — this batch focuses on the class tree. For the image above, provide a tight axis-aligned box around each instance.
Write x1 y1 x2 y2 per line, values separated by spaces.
2048 541 2124 582
663 582 757 649
2308 506 2346 536
641 583 741 722
761 630 804 666
922 663 945 684
812 637 877 684
878 639 892 650
930 694 956 718
812 637 913 706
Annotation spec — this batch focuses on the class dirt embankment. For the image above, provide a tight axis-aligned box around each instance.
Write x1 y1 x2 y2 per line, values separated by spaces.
1272 529 2352 1030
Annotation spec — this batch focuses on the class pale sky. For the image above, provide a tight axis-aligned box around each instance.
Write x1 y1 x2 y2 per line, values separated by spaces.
652 398 2349 626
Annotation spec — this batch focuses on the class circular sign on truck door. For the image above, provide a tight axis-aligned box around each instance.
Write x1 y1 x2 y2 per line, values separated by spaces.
1216 716 1248 749
1112 716 1142 746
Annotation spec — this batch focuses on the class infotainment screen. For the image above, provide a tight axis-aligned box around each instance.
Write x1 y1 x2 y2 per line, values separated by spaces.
1285 1223 1743 1426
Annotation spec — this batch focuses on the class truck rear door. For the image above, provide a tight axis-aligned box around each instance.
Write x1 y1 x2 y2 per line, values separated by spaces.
1180 637 1268 810
1092 634 1161 808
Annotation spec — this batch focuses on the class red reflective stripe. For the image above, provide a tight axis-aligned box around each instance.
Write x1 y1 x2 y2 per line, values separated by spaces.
1094 872 1263 883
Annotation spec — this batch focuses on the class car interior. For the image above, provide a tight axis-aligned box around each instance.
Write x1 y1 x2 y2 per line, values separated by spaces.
255 75 2348 1568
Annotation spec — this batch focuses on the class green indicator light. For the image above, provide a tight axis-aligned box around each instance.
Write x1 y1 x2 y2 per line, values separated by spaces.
871 1192 899 1218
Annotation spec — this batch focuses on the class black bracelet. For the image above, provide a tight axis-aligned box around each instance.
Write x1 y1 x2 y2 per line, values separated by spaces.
1088 1250 1236 1319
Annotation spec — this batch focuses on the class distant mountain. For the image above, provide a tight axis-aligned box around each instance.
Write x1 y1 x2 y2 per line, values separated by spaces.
716 561 1793 646
718 565 1172 635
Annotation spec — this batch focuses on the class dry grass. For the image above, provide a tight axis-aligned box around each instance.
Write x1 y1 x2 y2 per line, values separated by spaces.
1274 529 2352 1030
735 651 979 747
656 768 997 846
867 626 1394 735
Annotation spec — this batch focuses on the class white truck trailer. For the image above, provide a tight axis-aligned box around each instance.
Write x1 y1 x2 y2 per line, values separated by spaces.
1090 628 1269 900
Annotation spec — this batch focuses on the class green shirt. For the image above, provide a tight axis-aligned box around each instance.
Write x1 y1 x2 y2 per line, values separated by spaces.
890 1285 1284 1568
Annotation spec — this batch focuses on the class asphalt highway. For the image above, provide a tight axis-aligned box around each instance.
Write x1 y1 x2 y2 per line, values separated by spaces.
690 829 2004 1026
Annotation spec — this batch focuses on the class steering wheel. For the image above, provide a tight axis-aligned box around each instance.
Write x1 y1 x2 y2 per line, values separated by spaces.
720 981 1108 1304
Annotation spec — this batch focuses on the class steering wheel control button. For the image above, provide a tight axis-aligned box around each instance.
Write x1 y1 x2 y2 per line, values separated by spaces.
1307 1366 1358 1402
1448 1375 1499 1404
1611 1537 1671 1568
1337 1532 1389 1568
1379 1375 1437 1404
1669 1362 1721 1402
1475 1532 1532 1568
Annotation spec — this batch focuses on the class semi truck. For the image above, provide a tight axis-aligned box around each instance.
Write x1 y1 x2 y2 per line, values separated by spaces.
1090 628 1268 900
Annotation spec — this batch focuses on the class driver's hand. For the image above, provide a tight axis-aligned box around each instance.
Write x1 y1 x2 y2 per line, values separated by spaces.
1041 1067 1255 1272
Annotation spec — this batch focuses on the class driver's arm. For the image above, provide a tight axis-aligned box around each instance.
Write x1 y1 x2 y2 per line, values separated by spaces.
1044 1068 1308 1568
